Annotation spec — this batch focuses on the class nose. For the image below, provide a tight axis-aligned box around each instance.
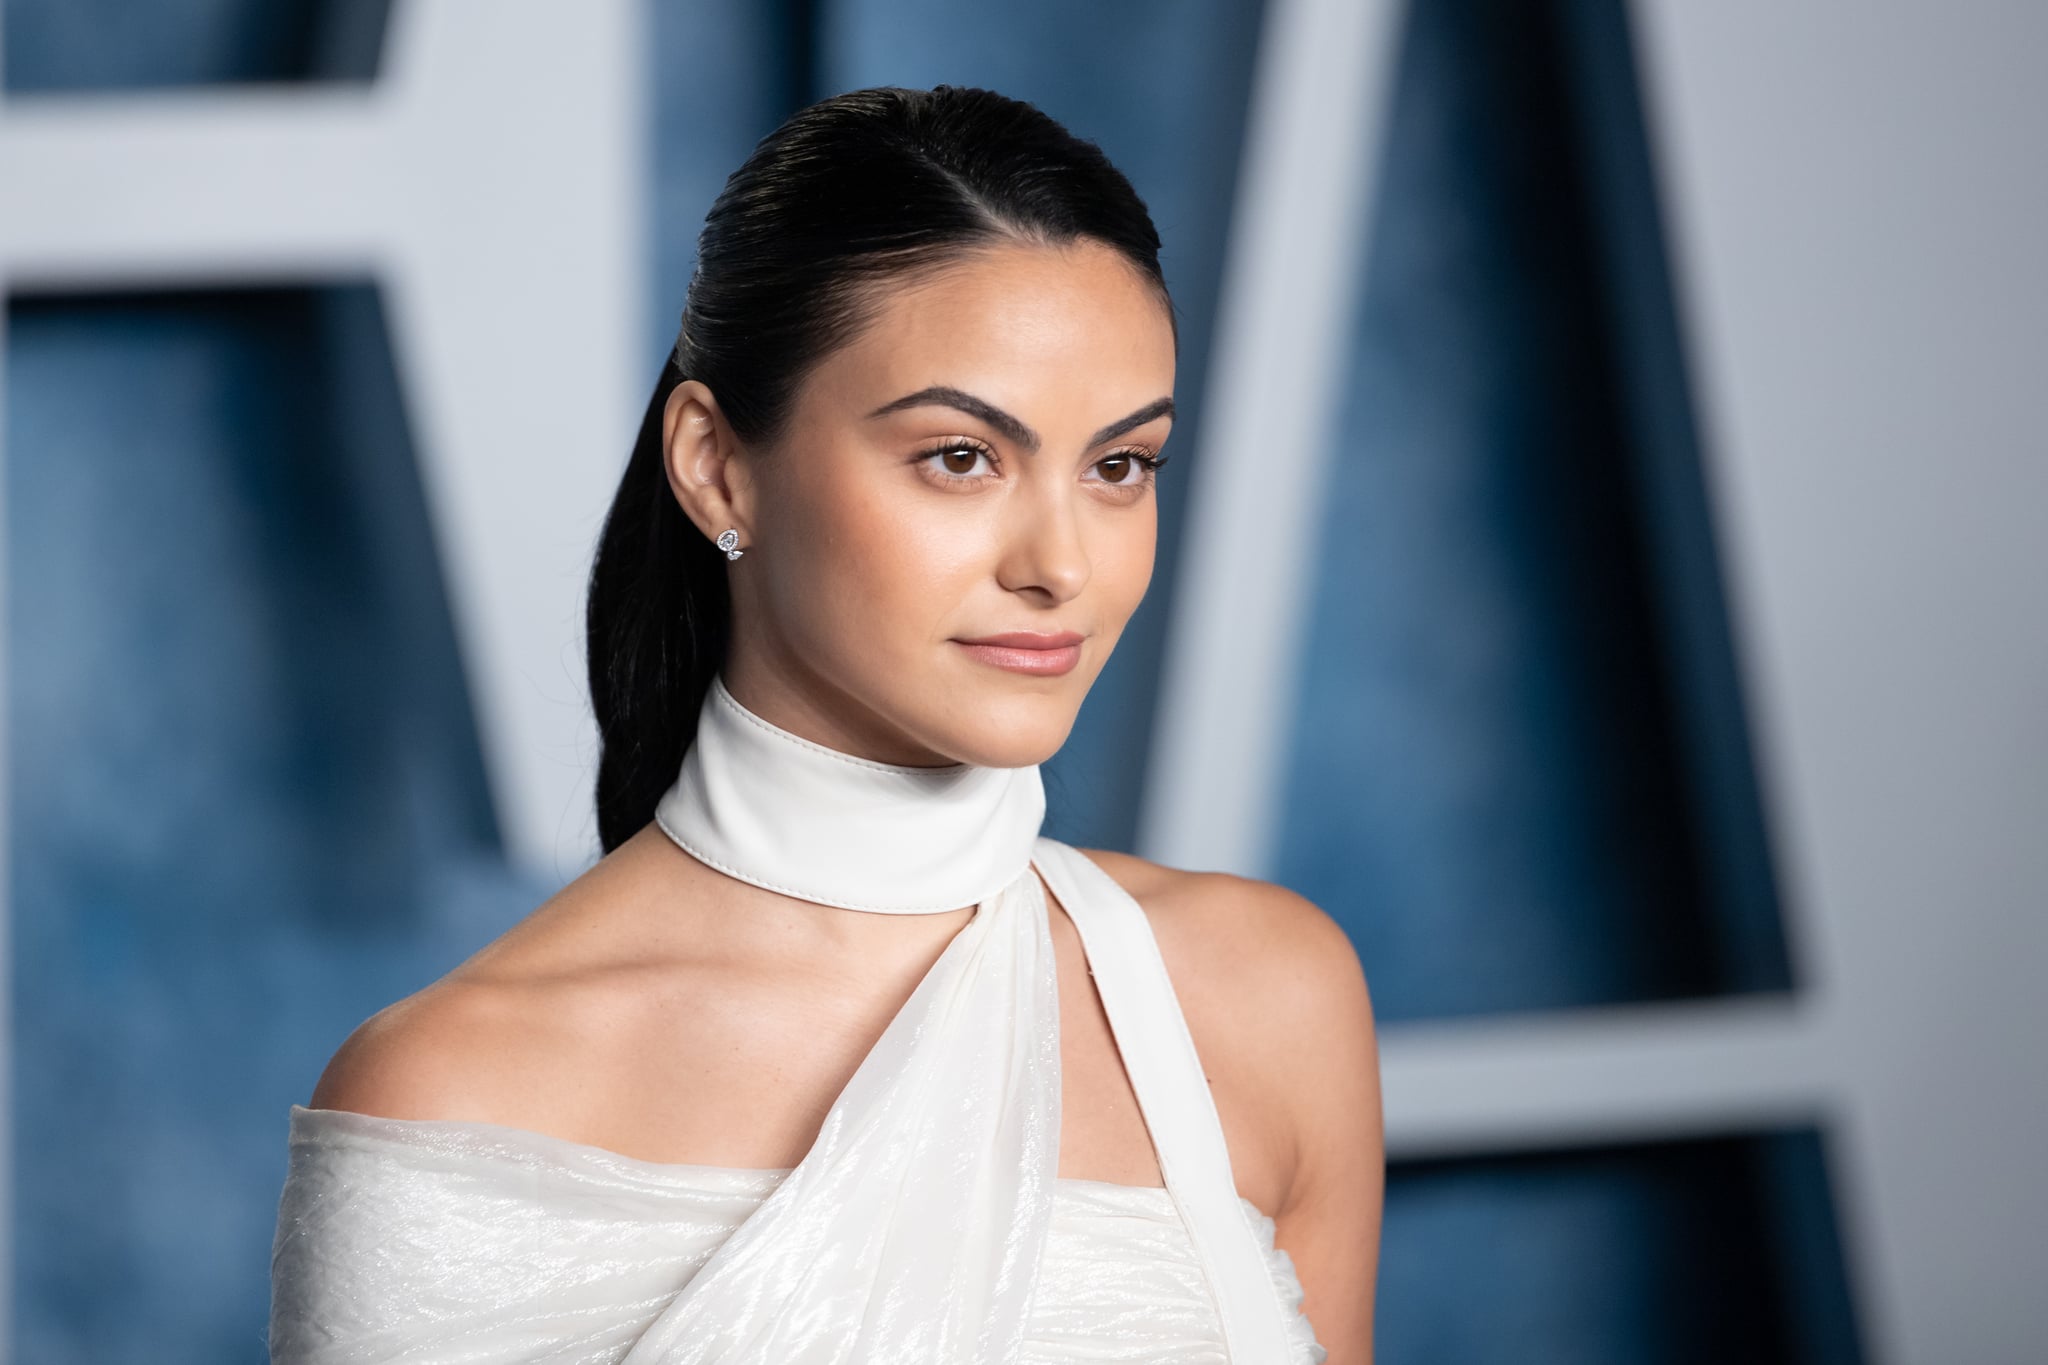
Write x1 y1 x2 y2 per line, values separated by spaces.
993 483 1091 603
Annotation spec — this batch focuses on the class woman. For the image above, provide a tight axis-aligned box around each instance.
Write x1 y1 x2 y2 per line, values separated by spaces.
270 85 1382 1363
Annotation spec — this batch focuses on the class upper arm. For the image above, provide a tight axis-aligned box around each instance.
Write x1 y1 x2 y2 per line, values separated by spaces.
1244 882 1384 1365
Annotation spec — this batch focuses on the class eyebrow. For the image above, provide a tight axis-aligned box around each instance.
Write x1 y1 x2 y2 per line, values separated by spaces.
865 386 1174 453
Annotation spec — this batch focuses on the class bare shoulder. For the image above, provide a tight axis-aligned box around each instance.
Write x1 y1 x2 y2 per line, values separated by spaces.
1077 847 1384 1359
1072 847 1374 1035
307 833 672 1125
308 973 550 1122
1069 846 1379 1136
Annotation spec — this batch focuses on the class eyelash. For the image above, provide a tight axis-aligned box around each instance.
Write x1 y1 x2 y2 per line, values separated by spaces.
914 438 1167 494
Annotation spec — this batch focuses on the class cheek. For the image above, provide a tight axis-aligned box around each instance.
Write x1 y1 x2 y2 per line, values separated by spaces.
757 457 991 650
1095 506 1158 630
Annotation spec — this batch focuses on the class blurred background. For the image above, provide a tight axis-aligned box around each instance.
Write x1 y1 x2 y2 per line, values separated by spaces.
3 1 2043 1361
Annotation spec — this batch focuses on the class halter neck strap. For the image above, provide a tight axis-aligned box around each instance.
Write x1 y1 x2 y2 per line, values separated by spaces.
652 672 1047 913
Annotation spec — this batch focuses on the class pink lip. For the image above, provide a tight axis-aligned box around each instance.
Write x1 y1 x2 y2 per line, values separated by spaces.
953 631 1085 677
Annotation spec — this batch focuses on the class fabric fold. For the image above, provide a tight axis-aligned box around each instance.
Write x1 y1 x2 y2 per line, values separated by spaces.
618 865 1062 1364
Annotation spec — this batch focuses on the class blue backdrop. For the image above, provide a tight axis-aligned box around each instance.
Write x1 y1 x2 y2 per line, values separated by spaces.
6 0 1860 1360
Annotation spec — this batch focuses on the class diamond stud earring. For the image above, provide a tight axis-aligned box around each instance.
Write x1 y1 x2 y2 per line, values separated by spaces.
716 527 745 561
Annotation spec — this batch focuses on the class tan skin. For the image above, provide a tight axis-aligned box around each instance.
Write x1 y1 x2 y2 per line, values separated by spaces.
312 238 1383 1361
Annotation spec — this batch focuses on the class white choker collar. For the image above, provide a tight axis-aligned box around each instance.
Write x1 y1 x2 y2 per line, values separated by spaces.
653 672 1047 913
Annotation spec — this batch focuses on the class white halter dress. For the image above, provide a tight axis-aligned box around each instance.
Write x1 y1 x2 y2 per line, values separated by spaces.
268 674 1326 1364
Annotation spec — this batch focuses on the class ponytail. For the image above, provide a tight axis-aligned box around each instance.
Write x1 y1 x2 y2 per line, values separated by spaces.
584 356 730 854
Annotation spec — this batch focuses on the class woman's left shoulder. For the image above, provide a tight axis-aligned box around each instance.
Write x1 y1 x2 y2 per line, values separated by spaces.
1068 851 1384 1354
1073 846 1372 1022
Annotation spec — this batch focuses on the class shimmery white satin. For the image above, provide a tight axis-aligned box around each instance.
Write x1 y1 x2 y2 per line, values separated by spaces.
269 674 1326 1362
269 1107 1327 1365
617 861 1060 1364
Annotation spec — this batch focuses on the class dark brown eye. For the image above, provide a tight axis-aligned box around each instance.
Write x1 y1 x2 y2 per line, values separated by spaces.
1091 449 1160 488
919 441 996 481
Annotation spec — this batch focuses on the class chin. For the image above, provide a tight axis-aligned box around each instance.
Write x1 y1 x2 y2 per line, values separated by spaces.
935 688 1082 769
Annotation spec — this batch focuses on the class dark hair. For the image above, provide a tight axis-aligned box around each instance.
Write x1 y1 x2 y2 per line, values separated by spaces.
584 85 1171 853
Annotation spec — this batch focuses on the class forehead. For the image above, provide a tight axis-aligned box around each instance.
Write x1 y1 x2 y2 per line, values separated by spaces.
800 239 1176 427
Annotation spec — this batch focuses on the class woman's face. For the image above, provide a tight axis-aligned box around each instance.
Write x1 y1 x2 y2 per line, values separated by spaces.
668 238 1176 768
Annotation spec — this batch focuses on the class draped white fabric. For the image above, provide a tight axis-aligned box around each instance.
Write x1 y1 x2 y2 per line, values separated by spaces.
268 674 1325 1362
267 1104 1326 1364
618 864 1061 1362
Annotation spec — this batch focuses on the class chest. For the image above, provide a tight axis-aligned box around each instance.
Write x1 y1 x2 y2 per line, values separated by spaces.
566 898 1293 1221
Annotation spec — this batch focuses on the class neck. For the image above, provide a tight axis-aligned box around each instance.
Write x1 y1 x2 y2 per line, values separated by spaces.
718 658 960 767
653 671 1047 916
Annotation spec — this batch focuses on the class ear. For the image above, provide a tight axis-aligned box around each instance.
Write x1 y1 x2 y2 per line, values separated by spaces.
661 379 753 550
